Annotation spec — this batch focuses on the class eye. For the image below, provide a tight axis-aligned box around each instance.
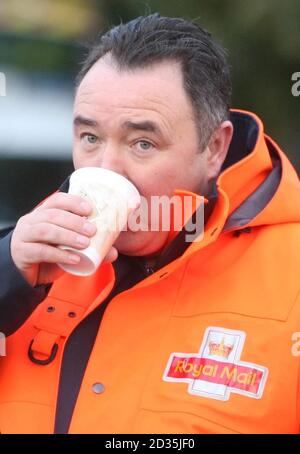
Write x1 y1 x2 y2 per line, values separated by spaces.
135 140 154 152
80 133 99 145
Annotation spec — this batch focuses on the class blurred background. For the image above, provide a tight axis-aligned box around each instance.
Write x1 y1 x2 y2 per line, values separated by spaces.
0 0 299 228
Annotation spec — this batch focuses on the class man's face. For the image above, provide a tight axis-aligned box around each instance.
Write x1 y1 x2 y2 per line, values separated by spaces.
73 56 211 256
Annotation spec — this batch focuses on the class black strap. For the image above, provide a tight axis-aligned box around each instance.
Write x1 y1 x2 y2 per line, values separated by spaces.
54 254 151 434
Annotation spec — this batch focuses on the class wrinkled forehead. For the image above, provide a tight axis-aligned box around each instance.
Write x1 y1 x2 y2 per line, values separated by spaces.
74 56 194 119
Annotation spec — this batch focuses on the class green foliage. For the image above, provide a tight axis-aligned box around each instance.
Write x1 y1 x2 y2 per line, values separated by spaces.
1 0 299 169
102 0 300 170
0 33 78 74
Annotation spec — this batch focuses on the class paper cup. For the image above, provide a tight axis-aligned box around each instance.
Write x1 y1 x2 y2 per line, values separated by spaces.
58 167 140 276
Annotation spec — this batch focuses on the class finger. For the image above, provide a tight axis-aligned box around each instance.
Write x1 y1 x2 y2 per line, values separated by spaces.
21 242 81 265
34 192 93 217
103 247 118 263
23 223 91 250
28 208 96 237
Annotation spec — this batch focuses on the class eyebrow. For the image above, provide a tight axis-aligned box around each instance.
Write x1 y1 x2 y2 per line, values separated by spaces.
121 120 164 138
73 116 165 139
73 115 99 128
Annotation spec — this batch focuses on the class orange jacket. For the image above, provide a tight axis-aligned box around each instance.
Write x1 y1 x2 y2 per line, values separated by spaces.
0 110 300 434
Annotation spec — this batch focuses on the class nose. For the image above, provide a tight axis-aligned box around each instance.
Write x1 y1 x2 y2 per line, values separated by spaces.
98 143 126 177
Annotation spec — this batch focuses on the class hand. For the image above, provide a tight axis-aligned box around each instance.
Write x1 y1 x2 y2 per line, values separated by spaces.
10 193 118 287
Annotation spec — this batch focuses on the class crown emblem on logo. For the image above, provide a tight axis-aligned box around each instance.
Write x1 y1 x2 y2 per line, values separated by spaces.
208 337 233 358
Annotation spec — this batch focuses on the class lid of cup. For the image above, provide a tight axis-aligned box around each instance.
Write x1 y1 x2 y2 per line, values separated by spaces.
70 167 140 199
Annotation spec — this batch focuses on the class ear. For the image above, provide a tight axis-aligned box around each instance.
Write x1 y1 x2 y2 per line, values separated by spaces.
205 120 233 181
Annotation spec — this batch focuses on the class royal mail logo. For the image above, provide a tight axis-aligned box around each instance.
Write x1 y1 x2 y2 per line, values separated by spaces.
163 327 268 401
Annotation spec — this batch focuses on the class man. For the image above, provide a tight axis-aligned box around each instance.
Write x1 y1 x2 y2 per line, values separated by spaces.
0 14 299 434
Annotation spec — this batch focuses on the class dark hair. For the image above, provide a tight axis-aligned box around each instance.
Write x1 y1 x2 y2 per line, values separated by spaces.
76 13 231 150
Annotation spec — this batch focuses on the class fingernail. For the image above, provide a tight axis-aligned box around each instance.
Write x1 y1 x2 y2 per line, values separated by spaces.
76 235 89 246
83 222 95 235
80 201 91 212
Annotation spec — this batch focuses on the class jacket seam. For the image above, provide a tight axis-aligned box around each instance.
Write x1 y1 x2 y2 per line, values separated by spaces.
0 400 52 407
138 407 242 434
172 310 293 323
286 286 300 322
170 258 193 316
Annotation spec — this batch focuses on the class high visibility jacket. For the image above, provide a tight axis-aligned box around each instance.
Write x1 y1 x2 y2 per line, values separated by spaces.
0 110 300 434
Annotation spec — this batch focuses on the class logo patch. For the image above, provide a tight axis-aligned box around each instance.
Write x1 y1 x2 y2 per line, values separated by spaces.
163 327 268 401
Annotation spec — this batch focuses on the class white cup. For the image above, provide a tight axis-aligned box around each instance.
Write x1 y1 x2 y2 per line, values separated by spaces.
58 167 141 276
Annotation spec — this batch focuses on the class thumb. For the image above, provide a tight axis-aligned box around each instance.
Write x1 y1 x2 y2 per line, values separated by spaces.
103 246 118 263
